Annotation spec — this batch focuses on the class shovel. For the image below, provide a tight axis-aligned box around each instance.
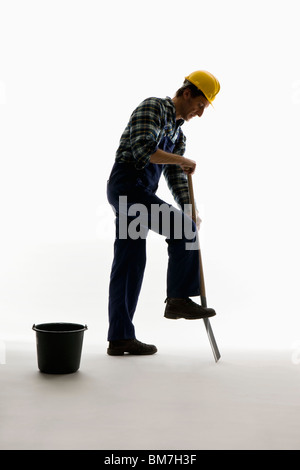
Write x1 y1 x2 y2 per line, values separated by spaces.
187 173 221 362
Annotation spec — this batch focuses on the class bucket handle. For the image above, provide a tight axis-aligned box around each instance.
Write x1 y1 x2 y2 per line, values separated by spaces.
32 324 88 331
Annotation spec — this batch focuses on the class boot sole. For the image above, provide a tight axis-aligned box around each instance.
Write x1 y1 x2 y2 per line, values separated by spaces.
107 348 157 356
107 349 125 356
164 311 216 320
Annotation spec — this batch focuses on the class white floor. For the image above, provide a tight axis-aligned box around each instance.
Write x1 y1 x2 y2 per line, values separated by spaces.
1 341 300 450
1 239 300 450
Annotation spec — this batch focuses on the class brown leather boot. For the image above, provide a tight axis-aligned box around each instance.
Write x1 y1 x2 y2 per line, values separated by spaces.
164 297 216 320
107 339 158 356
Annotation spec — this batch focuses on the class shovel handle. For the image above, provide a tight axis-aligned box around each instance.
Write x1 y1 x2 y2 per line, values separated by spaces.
187 173 221 362
187 174 197 224
187 174 206 300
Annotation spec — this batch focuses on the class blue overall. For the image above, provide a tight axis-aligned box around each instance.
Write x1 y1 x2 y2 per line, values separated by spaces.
107 135 200 341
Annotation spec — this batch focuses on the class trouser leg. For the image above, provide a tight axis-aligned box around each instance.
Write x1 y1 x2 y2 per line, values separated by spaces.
165 224 200 298
108 218 147 341
107 188 200 340
163 211 200 298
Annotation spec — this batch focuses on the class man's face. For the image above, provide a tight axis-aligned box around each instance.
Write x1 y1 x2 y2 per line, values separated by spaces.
181 90 210 121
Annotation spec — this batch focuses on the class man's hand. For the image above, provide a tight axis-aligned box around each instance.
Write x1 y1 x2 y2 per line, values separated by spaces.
179 157 196 175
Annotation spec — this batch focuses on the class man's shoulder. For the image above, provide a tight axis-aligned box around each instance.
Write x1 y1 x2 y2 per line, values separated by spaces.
137 96 165 109
133 96 174 118
129 97 165 121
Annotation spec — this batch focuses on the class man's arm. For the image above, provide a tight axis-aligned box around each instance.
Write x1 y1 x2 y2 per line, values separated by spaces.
149 149 196 174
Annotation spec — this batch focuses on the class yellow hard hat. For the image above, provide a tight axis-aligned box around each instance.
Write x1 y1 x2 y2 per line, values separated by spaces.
185 70 220 105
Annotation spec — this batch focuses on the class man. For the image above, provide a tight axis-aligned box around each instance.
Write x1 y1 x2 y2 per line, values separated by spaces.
106 71 220 356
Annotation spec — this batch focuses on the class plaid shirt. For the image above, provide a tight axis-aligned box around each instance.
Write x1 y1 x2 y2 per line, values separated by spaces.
115 96 190 209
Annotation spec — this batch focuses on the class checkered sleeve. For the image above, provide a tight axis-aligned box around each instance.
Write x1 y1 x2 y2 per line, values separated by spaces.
163 128 190 209
129 98 164 170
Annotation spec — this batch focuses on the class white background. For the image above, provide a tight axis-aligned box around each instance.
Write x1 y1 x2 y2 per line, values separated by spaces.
0 0 299 351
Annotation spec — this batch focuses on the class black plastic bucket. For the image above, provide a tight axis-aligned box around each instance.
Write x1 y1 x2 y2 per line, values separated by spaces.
32 322 88 374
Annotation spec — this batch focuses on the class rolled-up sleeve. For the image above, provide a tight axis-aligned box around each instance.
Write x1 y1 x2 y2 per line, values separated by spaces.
129 99 163 170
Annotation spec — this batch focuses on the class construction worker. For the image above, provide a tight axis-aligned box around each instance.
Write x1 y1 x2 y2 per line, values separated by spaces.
106 71 220 356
